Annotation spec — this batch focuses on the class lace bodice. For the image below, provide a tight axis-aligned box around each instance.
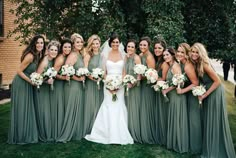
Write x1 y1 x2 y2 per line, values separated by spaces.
106 60 124 75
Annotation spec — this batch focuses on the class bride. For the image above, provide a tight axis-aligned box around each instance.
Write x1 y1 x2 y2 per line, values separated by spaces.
85 33 134 145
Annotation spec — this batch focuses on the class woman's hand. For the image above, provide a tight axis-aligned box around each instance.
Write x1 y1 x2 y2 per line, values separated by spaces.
65 75 70 81
127 83 133 88
47 78 54 85
176 88 182 94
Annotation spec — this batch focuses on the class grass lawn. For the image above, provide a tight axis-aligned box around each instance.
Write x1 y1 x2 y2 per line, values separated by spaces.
0 77 235 158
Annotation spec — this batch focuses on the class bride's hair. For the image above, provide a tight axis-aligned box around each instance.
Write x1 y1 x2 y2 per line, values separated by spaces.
108 32 120 47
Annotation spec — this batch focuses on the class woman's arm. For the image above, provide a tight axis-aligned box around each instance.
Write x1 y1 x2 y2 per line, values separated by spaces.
177 62 199 94
200 64 221 100
16 53 34 84
36 56 47 74
162 63 180 95
158 62 169 81
146 54 156 69
54 55 67 80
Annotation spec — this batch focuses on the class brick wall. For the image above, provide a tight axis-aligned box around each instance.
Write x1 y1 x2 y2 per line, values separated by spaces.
0 0 25 84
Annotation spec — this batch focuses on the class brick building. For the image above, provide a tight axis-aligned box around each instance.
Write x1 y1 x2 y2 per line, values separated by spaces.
0 0 25 85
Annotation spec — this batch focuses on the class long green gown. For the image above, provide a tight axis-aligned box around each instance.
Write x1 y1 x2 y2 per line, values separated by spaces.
139 54 155 144
8 62 38 144
50 55 66 140
181 63 202 154
124 56 142 143
200 73 236 158
166 65 189 153
34 60 54 142
57 53 85 142
155 61 168 145
83 54 104 135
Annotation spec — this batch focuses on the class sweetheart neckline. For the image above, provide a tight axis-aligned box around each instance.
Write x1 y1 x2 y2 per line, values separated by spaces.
107 60 123 63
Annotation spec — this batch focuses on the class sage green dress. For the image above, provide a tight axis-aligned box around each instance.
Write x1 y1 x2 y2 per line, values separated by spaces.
124 56 142 143
181 63 202 154
57 53 85 142
50 55 67 140
83 54 104 135
200 73 236 158
8 62 38 144
166 65 189 153
34 60 54 142
139 54 155 144
155 61 168 145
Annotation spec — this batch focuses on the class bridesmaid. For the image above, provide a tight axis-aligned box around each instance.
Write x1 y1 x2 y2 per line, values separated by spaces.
57 33 85 142
153 38 169 145
8 35 46 144
35 40 60 142
51 38 72 140
190 43 236 158
176 43 202 154
83 34 104 135
139 36 156 144
162 48 189 153
124 39 142 143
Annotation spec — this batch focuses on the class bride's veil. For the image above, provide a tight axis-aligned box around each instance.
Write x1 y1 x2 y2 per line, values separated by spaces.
100 39 126 70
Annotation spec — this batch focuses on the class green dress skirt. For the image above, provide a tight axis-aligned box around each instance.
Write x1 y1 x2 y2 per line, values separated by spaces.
50 56 67 140
57 53 85 142
200 73 236 158
155 61 168 145
83 54 104 135
139 55 155 144
34 60 54 142
166 66 189 153
181 63 202 154
8 62 38 144
124 56 142 143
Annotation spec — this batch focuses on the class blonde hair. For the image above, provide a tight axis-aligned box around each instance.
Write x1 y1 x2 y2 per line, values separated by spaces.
86 34 101 57
47 40 60 50
71 33 84 44
70 33 85 55
178 43 190 61
191 42 210 77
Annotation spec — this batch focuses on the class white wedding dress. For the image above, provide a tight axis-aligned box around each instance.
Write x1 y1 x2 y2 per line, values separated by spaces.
85 60 134 145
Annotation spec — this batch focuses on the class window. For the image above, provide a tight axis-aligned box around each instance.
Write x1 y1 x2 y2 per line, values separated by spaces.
0 0 3 37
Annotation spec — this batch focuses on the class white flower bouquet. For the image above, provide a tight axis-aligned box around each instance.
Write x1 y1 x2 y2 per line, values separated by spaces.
144 68 158 84
122 74 137 96
172 73 186 88
152 80 169 102
91 68 105 90
30 72 43 89
133 64 147 86
152 81 169 91
60 64 75 85
60 64 76 76
76 67 90 89
192 85 206 107
43 67 57 90
104 75 123 102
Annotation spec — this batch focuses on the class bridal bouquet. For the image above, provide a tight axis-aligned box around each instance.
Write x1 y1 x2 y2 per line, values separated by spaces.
91 68 105 90
43 67 57 90
152 80 169 102
172 73 186 88
60 64 75 84
123 74 137 96
104 75 123 102
30 72 43 89
144 68 158 84
76 67 90 89
192 85 206 107
133 64 147 86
